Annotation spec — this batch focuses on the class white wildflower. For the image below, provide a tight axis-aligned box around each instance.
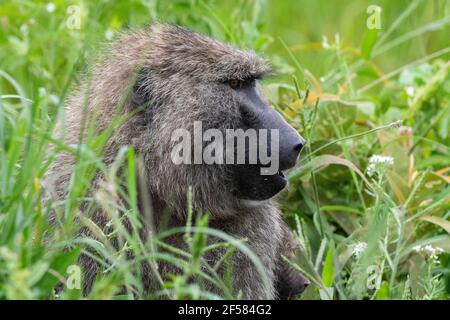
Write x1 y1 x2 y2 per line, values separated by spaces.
46 3 56 13
413 245 444 263
352 242 367 258
334 33 340 45
20 24 29 36
389 120 403 129
105 29 114 40
367 154 394 177
405 86 415 97
38 87 46 97
49 94 60 105
322 35 330 49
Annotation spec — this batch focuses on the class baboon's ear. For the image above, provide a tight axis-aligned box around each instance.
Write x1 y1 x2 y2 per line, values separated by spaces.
132 68 150 106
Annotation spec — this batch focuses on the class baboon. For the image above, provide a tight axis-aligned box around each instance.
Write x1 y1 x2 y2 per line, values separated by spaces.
47 24 309 299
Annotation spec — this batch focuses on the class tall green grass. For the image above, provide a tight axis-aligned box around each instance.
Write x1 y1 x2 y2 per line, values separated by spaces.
0 0 449 299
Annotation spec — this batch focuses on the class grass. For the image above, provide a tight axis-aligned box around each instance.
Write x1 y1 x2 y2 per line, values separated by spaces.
0 0 449 299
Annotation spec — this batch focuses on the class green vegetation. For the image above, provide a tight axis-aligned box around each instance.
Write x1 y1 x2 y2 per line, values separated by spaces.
0 0 449 299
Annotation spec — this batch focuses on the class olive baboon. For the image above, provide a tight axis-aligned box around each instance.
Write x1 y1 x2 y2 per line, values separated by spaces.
47 24 309 299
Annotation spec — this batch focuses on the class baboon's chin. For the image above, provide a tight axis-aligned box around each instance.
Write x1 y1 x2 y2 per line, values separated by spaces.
233 165 288 201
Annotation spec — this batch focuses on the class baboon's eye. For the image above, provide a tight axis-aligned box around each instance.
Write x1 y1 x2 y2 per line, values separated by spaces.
228 79 243 89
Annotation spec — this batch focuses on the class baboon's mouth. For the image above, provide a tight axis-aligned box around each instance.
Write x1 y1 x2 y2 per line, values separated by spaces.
233 164 289 201
277 170 286 180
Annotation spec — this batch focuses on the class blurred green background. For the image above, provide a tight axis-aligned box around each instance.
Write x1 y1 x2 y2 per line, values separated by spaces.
1 0 449 98
0 0 449 299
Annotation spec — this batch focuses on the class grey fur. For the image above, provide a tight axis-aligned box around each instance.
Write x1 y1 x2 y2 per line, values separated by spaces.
46 24 308 299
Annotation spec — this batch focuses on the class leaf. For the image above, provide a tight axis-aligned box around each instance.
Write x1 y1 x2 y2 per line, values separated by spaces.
319 287 334 300
28 262 50 287
360 27 378 60
322 243 334 288
434 167 450 184
420 216 450 235
375 281 391 299
320 205 363 215
35 248 81 295
291 154 371 186
191 215 209 262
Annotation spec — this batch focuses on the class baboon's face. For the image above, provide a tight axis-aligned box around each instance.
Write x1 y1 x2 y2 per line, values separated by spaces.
134 25 305 205
219 77 305 201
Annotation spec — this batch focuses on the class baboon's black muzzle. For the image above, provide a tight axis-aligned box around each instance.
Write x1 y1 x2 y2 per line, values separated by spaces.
233 83 305 201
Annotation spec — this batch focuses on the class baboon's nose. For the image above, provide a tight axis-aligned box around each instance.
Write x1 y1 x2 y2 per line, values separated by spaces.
280 137 305 171
293 141 305 153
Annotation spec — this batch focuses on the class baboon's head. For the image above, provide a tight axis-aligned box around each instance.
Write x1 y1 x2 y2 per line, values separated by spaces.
129 25 304 215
